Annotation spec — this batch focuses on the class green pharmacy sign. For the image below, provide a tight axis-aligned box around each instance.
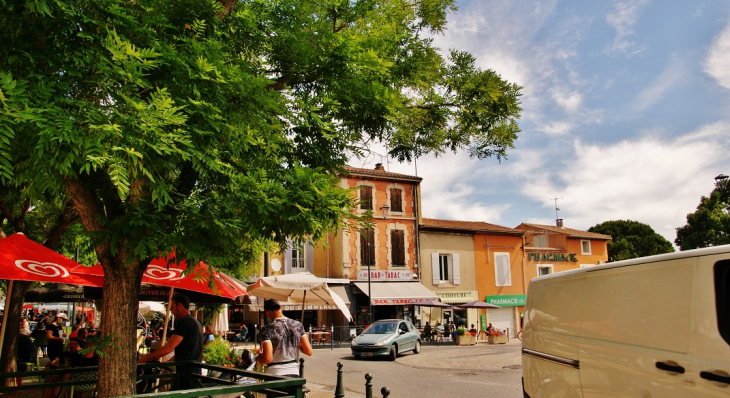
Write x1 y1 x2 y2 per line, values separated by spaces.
486 294 526 307
527 253 578 262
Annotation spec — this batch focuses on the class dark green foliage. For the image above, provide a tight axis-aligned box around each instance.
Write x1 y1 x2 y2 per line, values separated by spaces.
675 186 730 250
589 220 674 261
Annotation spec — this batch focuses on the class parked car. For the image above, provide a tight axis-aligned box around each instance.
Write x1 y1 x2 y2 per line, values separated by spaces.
351 319 421 360
522 245 730 397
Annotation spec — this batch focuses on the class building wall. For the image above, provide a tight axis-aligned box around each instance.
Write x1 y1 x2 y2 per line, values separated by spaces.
524 238 610 282
473 233 526 299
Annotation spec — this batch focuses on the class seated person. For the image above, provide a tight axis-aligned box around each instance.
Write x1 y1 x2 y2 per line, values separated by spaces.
423 322 432 341
17 320 36 386
77 328 89 348
203 325 215 343
43 338 86 398
486 322 495 333
468 324 477 336
232 325 248 342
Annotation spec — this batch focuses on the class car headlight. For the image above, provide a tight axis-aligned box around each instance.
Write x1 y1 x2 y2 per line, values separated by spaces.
374 340 386 346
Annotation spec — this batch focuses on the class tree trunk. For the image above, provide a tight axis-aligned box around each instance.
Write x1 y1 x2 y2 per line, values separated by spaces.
96 259 145 398
0 280 31 387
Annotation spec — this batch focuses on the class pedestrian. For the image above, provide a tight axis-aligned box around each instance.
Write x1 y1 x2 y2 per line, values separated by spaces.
16 320 36 386
256 299 313 377
46 313 67 361
137 294 203 391
423 321 432 342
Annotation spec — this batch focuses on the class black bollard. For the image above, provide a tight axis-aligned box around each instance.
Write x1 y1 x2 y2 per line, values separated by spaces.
334 362 345 398
381 387 390 398
299 358 305 378
365 373 373 398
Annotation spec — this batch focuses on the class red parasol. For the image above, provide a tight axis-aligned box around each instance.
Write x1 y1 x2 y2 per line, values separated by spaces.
0 234 104 286
70 256 248 300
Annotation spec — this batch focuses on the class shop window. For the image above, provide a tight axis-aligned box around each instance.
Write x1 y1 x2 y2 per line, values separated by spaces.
291 241 305 271
360 228 375 266
391 230 405 266
715 260 730 346
494 252 512 286
390 188 403 212
581 240 592 255
534 234 548 248
431 253 460 285
359 186 373 210
537 264 553 276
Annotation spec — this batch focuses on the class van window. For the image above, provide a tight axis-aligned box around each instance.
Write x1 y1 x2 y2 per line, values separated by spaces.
715 260 730 345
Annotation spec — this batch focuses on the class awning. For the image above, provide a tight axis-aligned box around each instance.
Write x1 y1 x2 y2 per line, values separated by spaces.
328 285 351 307
353 282 438 306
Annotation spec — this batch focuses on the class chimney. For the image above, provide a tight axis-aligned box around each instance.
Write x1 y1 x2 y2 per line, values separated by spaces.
374 163 385 171
556 219 563 227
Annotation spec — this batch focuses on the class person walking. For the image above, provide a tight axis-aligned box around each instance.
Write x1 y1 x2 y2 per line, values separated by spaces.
138 294 204 391
257 299 313 377
46 313 67 361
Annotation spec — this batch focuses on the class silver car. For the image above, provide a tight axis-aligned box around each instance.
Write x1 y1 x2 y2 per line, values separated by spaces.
351 319 421 360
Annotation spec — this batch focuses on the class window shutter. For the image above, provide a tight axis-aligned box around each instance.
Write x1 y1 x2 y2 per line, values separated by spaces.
391 230 405 266
306 239 314 273
495 253 511 286
452 253 460 285
360 186 372 210
390 188 403 212
284 239 292 274
431 253 440 284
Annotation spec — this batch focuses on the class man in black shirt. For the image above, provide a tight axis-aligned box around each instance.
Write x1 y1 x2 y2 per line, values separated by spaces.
138 294 203 391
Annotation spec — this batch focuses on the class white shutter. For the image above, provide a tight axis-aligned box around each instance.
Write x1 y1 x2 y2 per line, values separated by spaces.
284 239 292 274
451 253 460 285
495 253 511 286
489 308 516 337
306 239 314 273
431 253 440 284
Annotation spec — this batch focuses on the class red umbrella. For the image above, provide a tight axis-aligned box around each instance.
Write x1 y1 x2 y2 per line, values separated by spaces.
0 234 104 286
0 233 104 359
70 256 248 300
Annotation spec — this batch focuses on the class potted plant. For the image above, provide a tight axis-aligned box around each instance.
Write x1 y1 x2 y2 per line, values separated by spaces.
455 326 475 345
203 338 241 378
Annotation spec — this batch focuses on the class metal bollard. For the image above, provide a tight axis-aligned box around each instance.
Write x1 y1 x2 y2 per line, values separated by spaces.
365 373 373 398
299 358 305 378
381 387 390 398
334 362 345 398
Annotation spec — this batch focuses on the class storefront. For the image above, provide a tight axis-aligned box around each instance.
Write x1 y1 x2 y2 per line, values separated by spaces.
435 291 478 328
485 294 525 338
352 277 438 326
248 285 352 330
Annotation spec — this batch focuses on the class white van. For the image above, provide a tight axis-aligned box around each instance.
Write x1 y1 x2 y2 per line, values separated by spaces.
522 245 730 397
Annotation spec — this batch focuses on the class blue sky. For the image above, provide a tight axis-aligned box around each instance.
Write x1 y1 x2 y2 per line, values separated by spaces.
350 0 730 244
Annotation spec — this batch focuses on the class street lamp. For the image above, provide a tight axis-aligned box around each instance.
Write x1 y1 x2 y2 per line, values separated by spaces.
716 174 729 202
366 227 372 325
379 205 390 219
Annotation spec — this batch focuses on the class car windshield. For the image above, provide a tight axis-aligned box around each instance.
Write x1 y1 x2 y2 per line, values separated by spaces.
363 322 397 335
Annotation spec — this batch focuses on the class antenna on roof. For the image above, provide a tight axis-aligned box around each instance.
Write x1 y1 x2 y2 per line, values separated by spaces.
551 197 563 227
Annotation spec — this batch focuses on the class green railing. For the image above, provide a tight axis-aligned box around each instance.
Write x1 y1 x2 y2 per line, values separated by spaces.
0 361 306 398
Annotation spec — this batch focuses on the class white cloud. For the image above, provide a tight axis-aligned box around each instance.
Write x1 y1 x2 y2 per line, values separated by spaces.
552 88 583 112
632 54 686 111
605 0 649 55
540 121 574 135
514 122 730 243
704 20 730 89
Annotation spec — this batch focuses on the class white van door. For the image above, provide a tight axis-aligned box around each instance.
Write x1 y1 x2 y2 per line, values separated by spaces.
682 256 730 396
578 259 698 397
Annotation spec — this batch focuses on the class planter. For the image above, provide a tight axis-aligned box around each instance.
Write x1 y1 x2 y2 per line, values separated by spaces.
487 334 508 344
455 334 476 346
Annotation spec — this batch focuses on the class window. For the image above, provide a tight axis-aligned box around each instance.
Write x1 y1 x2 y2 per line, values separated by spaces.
581 240 592 255
291 241 305 271
431 253 460 285
391 230 405 266
359 186 373 210
360 228 375 266
494 252 512 286
534 234 548 248
390 188 403 212
715 260 730 345
537 264 553 276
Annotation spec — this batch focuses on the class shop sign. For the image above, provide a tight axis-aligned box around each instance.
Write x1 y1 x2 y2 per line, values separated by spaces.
250 304 339 311
486 294 526 307
371 298 429 306
527 253 577 262
437 291 475 303
356 270 413 281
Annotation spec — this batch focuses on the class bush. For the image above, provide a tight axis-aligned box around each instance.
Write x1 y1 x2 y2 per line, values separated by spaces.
203 337 239 366
456 326 466 336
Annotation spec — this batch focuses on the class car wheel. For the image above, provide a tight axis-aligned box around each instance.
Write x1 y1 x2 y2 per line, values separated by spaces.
413 340 421 354
388 345 397 361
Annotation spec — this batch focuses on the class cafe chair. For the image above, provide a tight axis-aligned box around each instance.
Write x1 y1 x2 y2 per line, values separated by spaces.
69 369 98 398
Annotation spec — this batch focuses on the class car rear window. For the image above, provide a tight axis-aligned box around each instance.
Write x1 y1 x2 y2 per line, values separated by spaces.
714 260 730 346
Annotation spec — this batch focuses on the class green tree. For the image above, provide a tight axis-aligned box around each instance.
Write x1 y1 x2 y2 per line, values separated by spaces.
588 220 674 261
675 179 730 250
0 0 521 395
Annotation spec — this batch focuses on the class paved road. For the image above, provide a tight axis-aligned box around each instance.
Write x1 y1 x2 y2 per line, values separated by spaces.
302 341 523 398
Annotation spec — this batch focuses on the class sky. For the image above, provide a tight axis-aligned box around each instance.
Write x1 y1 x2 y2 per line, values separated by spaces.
349 0 730 245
